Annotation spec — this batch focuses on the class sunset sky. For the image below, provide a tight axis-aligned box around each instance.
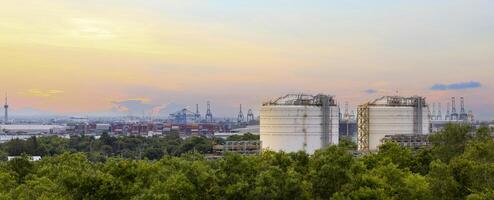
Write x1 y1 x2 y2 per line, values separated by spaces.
0 1 493 119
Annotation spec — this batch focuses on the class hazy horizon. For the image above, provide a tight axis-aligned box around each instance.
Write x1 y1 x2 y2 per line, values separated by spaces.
1 1 493 120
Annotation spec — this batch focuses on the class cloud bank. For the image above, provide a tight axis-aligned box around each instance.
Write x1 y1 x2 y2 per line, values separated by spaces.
22 89 64 97
364 89 378 94
431 81 482 91
112 99 157 115
111 98 189 117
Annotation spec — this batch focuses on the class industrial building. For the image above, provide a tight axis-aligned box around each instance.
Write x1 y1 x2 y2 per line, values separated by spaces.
381 134 430 149
169 108 200 124
212 140 262 156
357 96 430 151
260 94 339 154
0 124 68 135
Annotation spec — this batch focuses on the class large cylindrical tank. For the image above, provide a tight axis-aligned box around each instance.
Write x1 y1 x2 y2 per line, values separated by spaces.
260 95 339 154
357 96 431 151
368 106 429 151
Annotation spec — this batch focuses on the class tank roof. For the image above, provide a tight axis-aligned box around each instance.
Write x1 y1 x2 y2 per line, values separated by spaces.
263 93 336 106
365 96 427 107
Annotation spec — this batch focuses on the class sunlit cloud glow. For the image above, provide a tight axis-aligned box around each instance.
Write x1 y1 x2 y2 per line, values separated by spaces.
21 89 65 97
0 0 492 119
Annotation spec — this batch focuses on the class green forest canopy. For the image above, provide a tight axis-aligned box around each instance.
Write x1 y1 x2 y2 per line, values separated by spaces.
0 124 493 200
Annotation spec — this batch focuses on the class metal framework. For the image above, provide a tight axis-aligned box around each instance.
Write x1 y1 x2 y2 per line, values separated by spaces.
237 104 244 123
263 93 336 106
445 102 451 120
169 108 198 124
357 104 370 151
195 104 201 119
381 134 430 149
368 96 426 107
205 101 213 123
459 97 468 121
213 140 262 155
451 97 458 120
246 109 255 122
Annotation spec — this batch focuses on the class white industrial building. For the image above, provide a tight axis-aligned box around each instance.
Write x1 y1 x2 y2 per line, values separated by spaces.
260 94 339 154
357 96 430 151
7 156 41 161
0 124 67 134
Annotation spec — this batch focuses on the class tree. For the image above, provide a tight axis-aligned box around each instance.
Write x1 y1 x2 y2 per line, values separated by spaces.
467 190 494 200
335 164 432 200
429 124 472 162
7 155 34 184
339 138 357 150
163 173 197 200
250 166 310 200
0 124 490 200
427 160 460 200
8 177 65 200
5 139 28 156
361 142 413 170
143 148 164 160
0 171 16 199
309 145 355 199
180 136 212 154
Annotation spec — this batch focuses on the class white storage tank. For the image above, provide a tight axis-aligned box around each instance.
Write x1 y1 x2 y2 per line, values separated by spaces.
357 96 430 151
260 94 339 154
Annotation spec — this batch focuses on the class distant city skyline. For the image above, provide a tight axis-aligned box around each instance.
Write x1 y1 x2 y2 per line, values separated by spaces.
1 1 493 120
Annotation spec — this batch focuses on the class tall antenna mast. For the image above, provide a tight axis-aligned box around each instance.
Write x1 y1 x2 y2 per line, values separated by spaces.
3 93 8 124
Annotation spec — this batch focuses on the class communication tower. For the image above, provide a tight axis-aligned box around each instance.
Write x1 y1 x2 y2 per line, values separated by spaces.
3 93 8 124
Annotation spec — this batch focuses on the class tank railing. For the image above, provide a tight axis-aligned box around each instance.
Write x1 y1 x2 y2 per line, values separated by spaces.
367 96 428 107
263 94 336 106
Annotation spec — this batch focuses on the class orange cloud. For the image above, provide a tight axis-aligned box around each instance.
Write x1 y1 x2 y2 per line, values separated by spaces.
21 89 64 97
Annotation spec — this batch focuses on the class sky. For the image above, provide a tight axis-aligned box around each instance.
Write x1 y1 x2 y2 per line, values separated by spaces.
0 0 493 120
